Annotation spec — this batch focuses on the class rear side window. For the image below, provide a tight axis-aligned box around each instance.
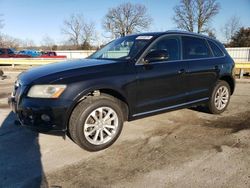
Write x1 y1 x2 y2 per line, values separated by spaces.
208 40 224 57
182 36 211 59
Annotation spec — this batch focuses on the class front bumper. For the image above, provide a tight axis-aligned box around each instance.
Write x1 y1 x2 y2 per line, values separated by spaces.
9 96 72 132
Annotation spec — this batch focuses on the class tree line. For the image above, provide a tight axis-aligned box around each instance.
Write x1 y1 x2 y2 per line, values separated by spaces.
0 0 249 50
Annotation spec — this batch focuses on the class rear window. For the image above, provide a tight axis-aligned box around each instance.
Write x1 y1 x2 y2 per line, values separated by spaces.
182 36 211 59
208 40 224 57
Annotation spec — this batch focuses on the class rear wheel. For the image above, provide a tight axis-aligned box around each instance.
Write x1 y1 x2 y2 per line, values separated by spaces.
208 80 231 114
69 94 124 151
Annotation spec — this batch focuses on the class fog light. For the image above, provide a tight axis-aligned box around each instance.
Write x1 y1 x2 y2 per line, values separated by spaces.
41 114 50 122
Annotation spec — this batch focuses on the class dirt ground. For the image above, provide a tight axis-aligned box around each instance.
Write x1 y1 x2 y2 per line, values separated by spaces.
0 71 250 188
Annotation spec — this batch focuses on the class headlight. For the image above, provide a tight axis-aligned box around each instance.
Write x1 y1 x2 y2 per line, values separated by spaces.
27 85 67 98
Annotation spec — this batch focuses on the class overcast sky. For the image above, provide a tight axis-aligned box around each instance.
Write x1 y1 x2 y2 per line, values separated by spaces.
0 0 249 45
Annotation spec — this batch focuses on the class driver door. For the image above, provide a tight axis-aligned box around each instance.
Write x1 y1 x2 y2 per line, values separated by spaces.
134 35 188 116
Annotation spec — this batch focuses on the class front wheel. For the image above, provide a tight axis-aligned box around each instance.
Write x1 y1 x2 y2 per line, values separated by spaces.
207 80 231 114
69 95 124 151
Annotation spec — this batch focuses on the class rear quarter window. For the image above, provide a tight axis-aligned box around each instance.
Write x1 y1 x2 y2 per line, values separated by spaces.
182 36 212 59
208 40 224 57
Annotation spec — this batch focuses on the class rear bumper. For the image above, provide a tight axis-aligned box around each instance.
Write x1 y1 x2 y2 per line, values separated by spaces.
9 96 72 132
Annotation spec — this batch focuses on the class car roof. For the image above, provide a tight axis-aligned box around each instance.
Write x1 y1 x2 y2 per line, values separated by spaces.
129 30 219 42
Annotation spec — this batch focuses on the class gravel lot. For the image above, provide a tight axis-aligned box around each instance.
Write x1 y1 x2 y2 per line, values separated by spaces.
0 71 250 188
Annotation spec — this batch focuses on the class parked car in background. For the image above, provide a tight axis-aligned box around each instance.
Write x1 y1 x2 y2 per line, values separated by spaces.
38 51 67 58
9 31 235 151
0 48 31 58
18 50 41 57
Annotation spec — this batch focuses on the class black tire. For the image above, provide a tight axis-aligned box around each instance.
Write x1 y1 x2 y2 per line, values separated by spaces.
68 94 124 151
208 80 231 114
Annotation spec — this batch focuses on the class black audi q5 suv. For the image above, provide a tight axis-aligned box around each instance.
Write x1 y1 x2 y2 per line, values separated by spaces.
9 31 235 151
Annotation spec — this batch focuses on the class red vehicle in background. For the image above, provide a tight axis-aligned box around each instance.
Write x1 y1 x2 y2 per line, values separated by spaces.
39 51 67 58
0 48 31 58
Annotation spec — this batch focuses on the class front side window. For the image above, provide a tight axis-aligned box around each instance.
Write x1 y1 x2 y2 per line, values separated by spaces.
208 40 224 57
89 35 153 60
147 36 181 61
182 36 211 59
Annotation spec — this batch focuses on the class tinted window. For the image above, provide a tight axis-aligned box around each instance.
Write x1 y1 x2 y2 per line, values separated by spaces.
148 36 180 61
208 40 224 57
182 36 211 59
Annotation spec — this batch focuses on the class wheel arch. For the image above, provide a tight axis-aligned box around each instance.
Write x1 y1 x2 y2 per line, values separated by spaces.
66 87 130 132
99 88 129 120
219 75 235 95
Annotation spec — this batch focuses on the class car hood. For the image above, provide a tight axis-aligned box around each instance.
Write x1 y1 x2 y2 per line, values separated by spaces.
19 58 118 85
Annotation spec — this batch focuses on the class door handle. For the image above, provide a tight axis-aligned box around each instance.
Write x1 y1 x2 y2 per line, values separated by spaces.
178 69 185 74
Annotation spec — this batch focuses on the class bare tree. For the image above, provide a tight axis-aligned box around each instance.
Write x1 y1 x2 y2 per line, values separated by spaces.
222 15 241 43
41 35 55 50
61 14 95 49
207 28 217 39
173 0 220 33
20 38 35 49
0 34 4 47
0 14 22 49
173 0 195 32
0 34 21 49
103 2 152 38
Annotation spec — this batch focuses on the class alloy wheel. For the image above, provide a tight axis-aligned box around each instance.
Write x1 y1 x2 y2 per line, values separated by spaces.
214 86 229 110
83 107 119 145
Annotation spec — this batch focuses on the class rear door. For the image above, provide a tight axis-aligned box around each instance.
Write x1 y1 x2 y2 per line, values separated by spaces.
181 36 218 102
134 35 188 115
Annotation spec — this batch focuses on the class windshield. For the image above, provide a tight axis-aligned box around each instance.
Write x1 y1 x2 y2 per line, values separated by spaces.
89 35 153 60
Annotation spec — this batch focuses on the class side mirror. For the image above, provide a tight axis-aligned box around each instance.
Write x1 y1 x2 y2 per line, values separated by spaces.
144 50 169 64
